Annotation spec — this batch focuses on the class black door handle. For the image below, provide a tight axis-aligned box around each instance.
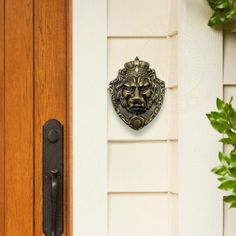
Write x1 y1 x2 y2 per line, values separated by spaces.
43 119 63 236
51 169 59 236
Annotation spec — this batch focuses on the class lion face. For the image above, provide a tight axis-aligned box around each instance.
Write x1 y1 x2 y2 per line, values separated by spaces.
122 76 153 114
110 57 165 130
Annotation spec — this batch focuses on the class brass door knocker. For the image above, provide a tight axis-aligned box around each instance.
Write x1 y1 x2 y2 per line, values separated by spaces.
109 57 165 130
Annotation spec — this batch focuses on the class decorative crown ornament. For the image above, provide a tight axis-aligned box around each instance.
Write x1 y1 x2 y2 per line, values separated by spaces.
109 57 165 130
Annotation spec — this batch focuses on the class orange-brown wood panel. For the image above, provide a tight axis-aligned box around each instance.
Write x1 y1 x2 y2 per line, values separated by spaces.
0 0 5 235
5 0 34 235
66 0 72 234
34 0 69 235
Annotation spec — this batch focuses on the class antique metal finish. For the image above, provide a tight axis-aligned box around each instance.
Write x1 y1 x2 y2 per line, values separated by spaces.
109 57 165 130
43 119 63 236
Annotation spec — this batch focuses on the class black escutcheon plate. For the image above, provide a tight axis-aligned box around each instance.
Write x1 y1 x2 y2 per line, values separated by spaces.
43 119 63 236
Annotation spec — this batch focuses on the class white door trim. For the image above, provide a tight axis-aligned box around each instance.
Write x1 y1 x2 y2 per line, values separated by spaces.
178 0 223 235
73 0 108 235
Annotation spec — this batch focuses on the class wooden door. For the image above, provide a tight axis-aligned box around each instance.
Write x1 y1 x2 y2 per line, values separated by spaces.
0 0 72 235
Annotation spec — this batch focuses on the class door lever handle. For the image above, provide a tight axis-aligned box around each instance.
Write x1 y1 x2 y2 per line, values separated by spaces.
51 169 59 236
43 119 63 236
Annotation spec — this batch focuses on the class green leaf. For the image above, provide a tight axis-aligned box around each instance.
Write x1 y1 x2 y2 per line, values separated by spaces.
224 195 236 203
208 9 236 26
211 166 227 176
218 180 236 190
208 13 226 26
225 8 236 19
210 111 225 120
210 121 227 133
207 0 236 32
206 113 215 122
207 0 220 9
223 103 231 115
230 202 236 208
226 130 236 139
219 152 230 166
217 97 225 110
230 108 236 129
230 150 236 161
206 98 236 201
218 176 228 181
216 118 231 129
219 137 235 144
215 1 231 10
229 167 236 177
232 187 236 194
229 163 236 169
208 0 231 10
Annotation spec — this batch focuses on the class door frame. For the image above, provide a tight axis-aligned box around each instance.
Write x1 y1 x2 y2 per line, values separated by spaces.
73 0 108 235
178 0 223 235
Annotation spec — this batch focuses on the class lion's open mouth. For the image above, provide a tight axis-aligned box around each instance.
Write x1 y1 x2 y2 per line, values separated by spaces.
131 103 145 111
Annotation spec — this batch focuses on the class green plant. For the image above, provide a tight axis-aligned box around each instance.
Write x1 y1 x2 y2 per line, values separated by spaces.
207 0 236 32
207 97 236 207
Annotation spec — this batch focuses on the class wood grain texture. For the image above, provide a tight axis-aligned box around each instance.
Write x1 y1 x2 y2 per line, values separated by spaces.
34 0 69 235
0 0 5 235
66 0 72 234
5 0 34 235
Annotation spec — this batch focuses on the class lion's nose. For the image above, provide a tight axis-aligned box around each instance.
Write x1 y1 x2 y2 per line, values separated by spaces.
132 97 142 104
132 87 141 102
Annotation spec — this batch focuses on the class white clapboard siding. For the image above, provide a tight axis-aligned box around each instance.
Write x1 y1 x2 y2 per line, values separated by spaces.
224 86 236 104
168 0 178 35
168 35 178 88
168 141 178 194
108 0 169 37
108 193 177 236
224 204 236 236
169 193 179 236
108 141 169 192
107 0 179 234
74 0 179 235
108 140 178 193
108 38 169 87
168 88 178 140
223 32 236 85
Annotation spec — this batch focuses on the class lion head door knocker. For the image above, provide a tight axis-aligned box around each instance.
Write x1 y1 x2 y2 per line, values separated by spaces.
109 57 165 130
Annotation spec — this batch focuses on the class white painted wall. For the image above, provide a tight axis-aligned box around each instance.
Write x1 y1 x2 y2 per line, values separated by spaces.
74 0 178 235
107 0 178 236
108 0 178 235
73 0 226 235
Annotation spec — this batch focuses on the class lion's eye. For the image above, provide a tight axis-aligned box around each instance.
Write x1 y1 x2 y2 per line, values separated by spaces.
140 86 150 92
124 87 134 92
